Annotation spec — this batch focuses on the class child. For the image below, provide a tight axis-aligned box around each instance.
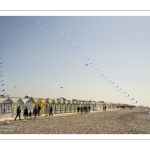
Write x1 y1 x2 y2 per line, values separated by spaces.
28 111 32 119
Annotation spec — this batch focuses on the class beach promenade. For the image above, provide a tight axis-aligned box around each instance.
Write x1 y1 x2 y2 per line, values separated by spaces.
0 108 150 134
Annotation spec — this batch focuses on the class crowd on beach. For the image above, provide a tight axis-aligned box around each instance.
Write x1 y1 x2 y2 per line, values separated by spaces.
14 105 53 120
14 105 109 121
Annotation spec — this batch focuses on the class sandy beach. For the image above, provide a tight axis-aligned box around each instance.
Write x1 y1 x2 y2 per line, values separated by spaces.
0 108 150 134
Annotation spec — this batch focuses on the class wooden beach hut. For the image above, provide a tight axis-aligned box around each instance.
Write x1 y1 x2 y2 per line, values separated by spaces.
106 102 112 110
21 97 35 112
55 98 61 114
33 98 45 115
10 97 24 117
91 101 96 111
65 100 71 113
60 97 66 113
47 99 55 114
0 97 13 118
72 99 78 112
70 100 74 113
111 103 117 109
94 101 101 111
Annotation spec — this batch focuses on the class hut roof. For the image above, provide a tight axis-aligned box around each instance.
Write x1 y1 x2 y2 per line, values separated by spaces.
0 97 13 103
0 97 7 102
10 97 22 103
21 97 35 104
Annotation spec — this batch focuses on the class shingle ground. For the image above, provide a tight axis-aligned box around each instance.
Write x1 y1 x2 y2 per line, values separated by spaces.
0 108 150 134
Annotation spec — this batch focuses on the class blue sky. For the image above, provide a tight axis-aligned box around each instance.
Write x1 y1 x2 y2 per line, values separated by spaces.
0 16 150 106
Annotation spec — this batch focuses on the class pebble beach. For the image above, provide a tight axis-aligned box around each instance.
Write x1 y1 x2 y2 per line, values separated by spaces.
0 108 150 134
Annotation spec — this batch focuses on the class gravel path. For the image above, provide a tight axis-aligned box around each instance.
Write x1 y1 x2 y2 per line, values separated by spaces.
0 108 150 134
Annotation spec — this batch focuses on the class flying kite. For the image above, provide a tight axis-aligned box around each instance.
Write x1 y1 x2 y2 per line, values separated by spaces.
0 20 146 114
38 48 44 55
130 98 134 101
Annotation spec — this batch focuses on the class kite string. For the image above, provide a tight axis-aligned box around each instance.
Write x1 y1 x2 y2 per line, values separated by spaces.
0 21 141 108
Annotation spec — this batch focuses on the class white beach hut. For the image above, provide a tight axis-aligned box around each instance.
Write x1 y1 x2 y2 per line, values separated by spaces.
10 97 24 117
21 97 35 112
0 97 13 119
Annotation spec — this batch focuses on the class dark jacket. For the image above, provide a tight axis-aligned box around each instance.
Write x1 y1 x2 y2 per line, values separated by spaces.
17 107 21 114
50 106 53 112
23 108 28 116
38 106 41 111
33 108 38 114
29 111 32 116
77 106 80 110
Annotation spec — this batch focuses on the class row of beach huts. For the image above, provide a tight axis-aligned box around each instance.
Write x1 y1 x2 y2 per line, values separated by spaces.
0 95 130 119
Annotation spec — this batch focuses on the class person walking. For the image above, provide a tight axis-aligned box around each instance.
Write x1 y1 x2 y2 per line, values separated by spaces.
45 105 48 116
49 105 53 116
105 105 107 111
83 106 86 113
33 106 38 119
28 111 32 119
38 105 41 116
23 106 28 119
77 106 80 113
81 106 83 114
88 106 91 113
85 106 87 113
15 106 21 121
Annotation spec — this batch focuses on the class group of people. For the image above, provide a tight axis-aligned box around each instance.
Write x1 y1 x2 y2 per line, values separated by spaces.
77 106 91 114
45 105 53 117
14 105 53 120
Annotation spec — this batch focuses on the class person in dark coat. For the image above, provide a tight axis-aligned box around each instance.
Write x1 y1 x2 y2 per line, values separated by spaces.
33 106 38 119
103 106 105 111
45 105 49 116
28 111 32 119
105 106 106 111
77 106 80 113
88 106 91 113
49 106 53 116
15 106 21 120
85 106 87 113
83 106 86 112
38 105 41 116
23 106 28 119
81 106 83 114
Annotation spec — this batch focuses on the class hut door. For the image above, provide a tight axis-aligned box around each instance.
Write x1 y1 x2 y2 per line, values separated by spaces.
26 102 33 112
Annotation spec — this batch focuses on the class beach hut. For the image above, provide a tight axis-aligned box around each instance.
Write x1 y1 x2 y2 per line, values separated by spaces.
0 97 13 119
65 100 71 113
72 99 78 112
21 97 35 112
47 99 55 114
94 101 101 111
70 100 75 113
0 101 1 118
33 98 45 115
60 97 66 113
10 97 24 117
55 98 61 114
106 102 112 110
